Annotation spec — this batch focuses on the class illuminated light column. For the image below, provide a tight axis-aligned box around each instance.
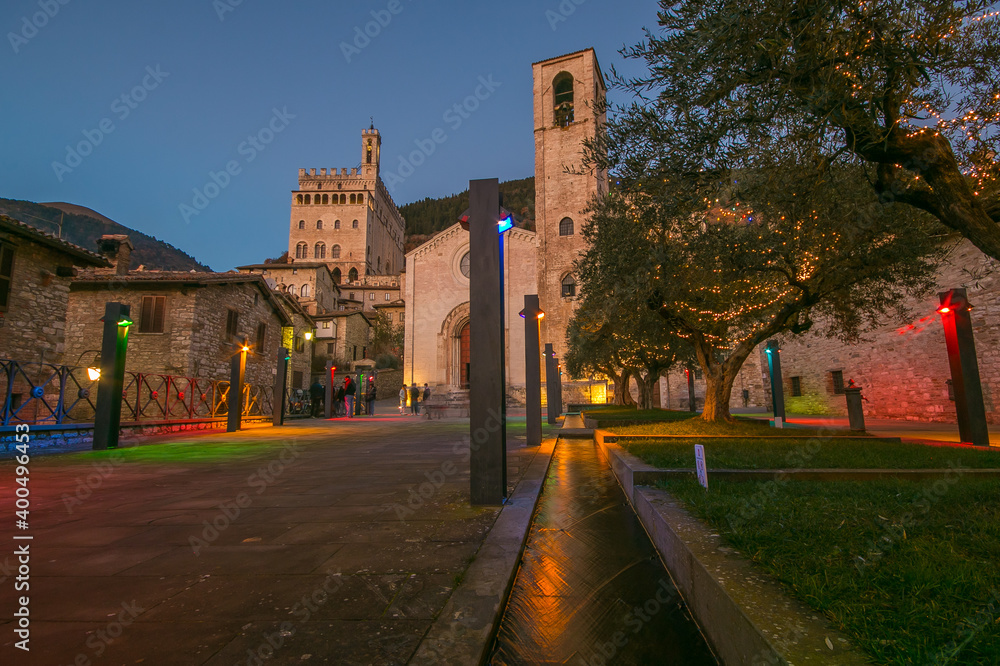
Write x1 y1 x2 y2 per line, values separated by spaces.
521 295 544 447
272 347 290 426
467 178 512 505
93 302 131 451
765 340 786 424
227 338 248 433
545 344 560 425
939 289 990 447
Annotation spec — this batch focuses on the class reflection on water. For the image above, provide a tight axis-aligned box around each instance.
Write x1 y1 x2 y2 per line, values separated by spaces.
490 439 717 665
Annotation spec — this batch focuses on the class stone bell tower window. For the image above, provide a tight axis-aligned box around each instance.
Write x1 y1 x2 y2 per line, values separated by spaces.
554 72 574 127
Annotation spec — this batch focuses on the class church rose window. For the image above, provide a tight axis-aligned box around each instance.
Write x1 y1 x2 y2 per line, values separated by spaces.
460 252 471 278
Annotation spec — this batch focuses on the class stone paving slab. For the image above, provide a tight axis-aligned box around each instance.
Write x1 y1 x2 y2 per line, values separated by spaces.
0 415 553 665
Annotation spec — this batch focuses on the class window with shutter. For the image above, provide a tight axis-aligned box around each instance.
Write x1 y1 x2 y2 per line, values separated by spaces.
139 296 165 333
0 243 14 312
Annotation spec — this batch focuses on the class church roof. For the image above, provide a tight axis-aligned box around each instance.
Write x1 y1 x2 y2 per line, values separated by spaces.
405 222 536 260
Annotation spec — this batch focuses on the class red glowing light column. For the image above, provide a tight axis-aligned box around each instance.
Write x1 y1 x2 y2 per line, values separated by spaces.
938 289 989 447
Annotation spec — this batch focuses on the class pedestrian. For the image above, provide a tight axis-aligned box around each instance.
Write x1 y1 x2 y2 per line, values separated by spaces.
366 378 377 417
335 383 346 417
399 384 407 414
345 376 357 418
409 384 420 416
423 383 431 405
309 380 325 418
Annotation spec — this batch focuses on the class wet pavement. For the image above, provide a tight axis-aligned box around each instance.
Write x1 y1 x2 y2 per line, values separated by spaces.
490 438 717 665
0 413 545 665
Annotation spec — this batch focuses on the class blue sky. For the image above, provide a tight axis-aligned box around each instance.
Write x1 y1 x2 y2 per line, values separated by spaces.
0 0 657 270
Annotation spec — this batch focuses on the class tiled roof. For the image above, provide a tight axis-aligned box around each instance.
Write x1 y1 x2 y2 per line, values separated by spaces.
0 214 109 267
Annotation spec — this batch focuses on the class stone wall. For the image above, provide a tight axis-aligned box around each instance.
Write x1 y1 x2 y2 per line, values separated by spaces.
660 353 769 411
773 239 1000 423
0 234 80 365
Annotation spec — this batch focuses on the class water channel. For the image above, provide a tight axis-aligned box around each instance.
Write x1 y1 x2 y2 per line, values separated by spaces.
490 437 717 665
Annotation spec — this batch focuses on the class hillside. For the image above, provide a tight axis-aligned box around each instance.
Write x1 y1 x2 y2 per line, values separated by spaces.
0 199 211 271
400 177 535 243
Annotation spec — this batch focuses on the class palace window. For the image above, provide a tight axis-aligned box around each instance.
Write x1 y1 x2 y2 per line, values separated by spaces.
287 284 297 297
316 220 323 230
298 220 305 230
554 72 575 126
295 242 308 259
385 293 391 301
331 244 341 259
322 194 329 204
334 220 341 230
305 194 311 205
296 194 303 205
314 243 325 259
561 274 577 298
349 268 359 282
0 243 14 312
369 292 376 301
138 295 165 333
340 194 347 204
358 193 364 204
332 267 342 284
559 217 574 236
300 284 310 298
352 219 359 229
350 194 357 204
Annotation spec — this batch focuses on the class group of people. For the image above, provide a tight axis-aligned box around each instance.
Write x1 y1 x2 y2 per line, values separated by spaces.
400 383 431 415
308 375 378 418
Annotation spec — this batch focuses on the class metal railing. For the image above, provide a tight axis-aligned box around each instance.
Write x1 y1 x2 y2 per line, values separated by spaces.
1 359 306 426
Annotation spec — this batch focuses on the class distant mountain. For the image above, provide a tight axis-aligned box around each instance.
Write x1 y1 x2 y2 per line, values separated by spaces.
400 177 536 241
0 199 211 271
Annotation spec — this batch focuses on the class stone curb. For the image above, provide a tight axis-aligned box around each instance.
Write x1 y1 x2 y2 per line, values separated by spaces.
595 433 871 665
408 438 556 665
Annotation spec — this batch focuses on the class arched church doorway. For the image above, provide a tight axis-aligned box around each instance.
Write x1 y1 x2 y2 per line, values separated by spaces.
459 322 470 389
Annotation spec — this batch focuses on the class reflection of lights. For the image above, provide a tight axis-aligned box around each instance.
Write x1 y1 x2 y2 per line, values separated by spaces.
117 318 133 328
497 215 515 233
938 306 951 314
304 331 313 341
241 345 250 353
87 367 101 381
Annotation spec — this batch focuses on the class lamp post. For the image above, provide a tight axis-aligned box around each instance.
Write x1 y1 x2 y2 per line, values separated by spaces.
939 289 989 446
227 338 248 433
521 295 544 447
93 303 131 450
765 340 785 426
466 178 515 505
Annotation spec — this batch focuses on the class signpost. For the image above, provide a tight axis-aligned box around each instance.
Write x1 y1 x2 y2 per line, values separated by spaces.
694 444 708 490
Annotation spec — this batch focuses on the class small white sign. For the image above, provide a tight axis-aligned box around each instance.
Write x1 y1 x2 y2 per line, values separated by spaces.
695 444 708 490
774 416 783 429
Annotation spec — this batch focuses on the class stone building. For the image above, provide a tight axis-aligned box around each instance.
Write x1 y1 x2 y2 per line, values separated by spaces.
287 126 405 282
0 215 109 365
66 241 294 389
345 273 402 314
271 290 317 390
768 238 1000 424
373 299 405 326
313 310 372 369
402 223 538 389
533 48 608 364
401 49 605 394
237 261 340 315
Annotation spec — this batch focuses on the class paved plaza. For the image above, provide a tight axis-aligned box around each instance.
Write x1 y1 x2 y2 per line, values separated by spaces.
0 410 550 665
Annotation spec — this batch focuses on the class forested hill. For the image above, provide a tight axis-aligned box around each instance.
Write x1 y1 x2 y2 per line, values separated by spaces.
400 177 535 244
0 199 211 271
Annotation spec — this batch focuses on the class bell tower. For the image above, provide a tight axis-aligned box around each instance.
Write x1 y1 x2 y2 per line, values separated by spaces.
532 49 607 364
362 124 381 179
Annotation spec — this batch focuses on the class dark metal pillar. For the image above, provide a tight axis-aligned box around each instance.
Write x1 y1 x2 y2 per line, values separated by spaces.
940 289 990 446
324 361 334 419
845 383 866 432
545 343 559 425
272 347 289 426
469 178 506 505
524 295 542 447
765 340 786 423
227 339 247 433
93 302 131 450
687 366 697 412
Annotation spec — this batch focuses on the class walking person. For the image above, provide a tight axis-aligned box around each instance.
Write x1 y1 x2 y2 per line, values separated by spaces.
366 379 377 417
422 383 432 420
335 383 346 417
399 384 407 414
345 376 357 418
309 380 325 418
409 384 420 416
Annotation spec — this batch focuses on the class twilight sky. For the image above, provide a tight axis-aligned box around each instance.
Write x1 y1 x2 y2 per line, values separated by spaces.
0 0 656 270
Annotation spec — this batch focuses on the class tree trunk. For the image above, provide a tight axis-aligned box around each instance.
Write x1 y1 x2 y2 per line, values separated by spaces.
636 372 657 410
693 339 754 423
616 369 637 406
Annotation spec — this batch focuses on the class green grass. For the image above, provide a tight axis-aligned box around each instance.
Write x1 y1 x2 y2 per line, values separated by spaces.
582 407 702 427
664 477 1000 664
625 438 1000 470
607 414 854 438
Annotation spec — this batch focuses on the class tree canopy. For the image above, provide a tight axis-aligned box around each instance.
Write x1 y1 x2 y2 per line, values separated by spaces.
593 0 1000 259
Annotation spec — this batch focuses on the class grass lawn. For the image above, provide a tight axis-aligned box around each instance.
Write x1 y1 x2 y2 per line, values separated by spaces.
602 410 863 438
664 477 1000 664
625 437 1000 470
581 407 699 427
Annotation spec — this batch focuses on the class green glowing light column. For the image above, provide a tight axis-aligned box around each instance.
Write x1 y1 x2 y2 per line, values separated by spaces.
93 302 131 450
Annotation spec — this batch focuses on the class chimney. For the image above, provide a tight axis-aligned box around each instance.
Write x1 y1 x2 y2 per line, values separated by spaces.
96 235 133 275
